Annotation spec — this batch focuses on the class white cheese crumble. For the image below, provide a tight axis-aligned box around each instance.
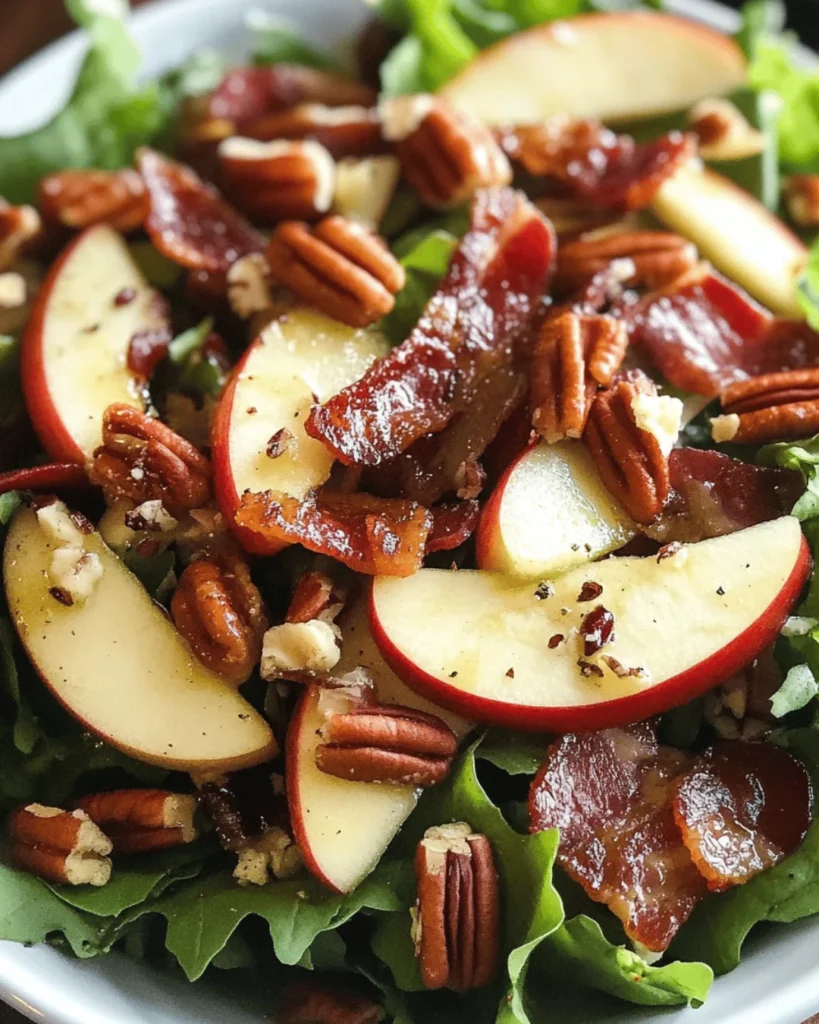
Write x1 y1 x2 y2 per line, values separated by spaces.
0 272 26 308
378 94 435 142
131 500 178 532
333 155 401 230
49 548 104 603
227 253 274 319
630 393 683 456
36 501 85 547
260 620 340 679
710 413 741 443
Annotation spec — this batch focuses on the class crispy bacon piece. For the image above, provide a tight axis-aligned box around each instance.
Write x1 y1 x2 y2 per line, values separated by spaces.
305 187 555 467
748 319 819 377
137 148 265 274
497 119 696 211
425 501 480 554
235 489 431 576
673 741 813 892
529 723 705 952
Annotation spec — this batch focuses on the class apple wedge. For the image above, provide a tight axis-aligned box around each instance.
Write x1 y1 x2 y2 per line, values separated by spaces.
476 439 638 577
371 517 809 732
22 224 168 463
211 307 388 553
288 597 469 893
651 164 806 316
4 505 276 772
440 12 747 126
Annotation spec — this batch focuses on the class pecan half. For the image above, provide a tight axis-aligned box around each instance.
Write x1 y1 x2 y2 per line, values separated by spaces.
414 823 500 991
266 215 404 326
716 369 819 444
75 790 198 854
0 199 41 273
218 137 336 222
532 312 628 443
278 979 385 1024
242 103 383 159
688 99 765 162
584 373 670 524
171 550 268 684
90 403 212 515
392 97 512 209
8 804 112 886
316 700 458 786
784 175 819 228
38 169 149 233
554 230 697 294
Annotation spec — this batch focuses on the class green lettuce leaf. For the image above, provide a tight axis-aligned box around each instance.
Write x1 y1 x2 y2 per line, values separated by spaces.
383 230 458 344
477 729 549 776
797 240 819 333
770 664 818 718
758 432 819 521
736 0 786 60
247 10 335 70
167 317 227 398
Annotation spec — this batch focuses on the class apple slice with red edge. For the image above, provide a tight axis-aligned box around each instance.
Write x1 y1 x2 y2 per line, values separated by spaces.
22 224 168 463
4 503 276 772
287 596 470 893
439 11 746 126
476 439 638 577
370 516 810 733
211 307 388 553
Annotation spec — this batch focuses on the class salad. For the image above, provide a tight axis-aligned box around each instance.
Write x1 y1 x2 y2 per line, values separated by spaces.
3 0 819 1021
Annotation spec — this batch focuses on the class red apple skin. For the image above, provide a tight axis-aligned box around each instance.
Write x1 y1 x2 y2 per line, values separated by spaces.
0 463 88 495
368 535 811 733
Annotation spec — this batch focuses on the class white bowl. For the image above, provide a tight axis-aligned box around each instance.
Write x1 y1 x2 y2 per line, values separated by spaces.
0 1 818 1021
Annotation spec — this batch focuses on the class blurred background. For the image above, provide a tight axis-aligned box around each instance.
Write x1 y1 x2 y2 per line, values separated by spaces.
0 0 817 77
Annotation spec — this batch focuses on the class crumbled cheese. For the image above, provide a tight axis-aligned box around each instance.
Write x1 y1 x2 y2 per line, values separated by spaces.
631 941 663 966
333 155 401 230
260 619 341 679
0 272 26 308
227 253 274 319
36 501 85 547
630 393 683 456
378 94 435 142
233 827 302 886
782 616 819 638
130 500 178 532
710 413 741 443
49 548 104 603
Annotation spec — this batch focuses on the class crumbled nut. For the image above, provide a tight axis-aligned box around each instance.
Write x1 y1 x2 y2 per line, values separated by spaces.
233 826 302 885
226 252 274 319
578 581 603 602
266 427 296 459
125 500 179 533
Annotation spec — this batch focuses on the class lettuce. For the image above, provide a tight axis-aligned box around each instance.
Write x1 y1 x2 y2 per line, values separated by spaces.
383 230 458 344
247 10 336 70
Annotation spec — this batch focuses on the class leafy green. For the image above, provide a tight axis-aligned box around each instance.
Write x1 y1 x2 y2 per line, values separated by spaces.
123 548 176 600
748 38 819 173
477 729 549 776
382 230 458 344
797 240 819 332
0 864 103 957
166 317 226 398
671 729 819 972
770 664 818 718
758 432 819 521
0 0 164 204
247 10 335 70
735 0 786 60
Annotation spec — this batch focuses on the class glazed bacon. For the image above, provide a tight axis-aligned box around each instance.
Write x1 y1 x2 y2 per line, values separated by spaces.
497 118 695 211
530 724 814 951
305 187 556 467
137 148 265 274
425 500 480 554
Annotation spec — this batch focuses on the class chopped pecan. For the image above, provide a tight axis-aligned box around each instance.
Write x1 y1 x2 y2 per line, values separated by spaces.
218 137 336 222
784 175 819 228
554 230 697 295
584 373 670 524
286 570 340 624
233 825 302 885
716 368 819 444
0 199 41 272
75 790 198 854
8 804 112 886
688 99 765 162
316 700 458 786
531 312 628 443
266 215 404 327
38 169 149 233
90 403 212 514
393 97 512 209
171 550 268 684
278 979 385 1024
414 823 500 991
242 103 383 159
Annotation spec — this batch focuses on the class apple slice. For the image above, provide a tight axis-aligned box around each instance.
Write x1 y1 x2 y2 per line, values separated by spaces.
22 224 168 463
211 307 388 553
371 516 809 732
476 439 638 577
4 505 276 772
651 164 806 316
288 597 469 893
440 12 746 126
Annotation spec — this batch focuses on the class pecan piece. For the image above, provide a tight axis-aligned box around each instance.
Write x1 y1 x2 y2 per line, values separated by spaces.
75 790 198 854
316 702 458 786
242 103 383 158
784 175 819 228
716 369 819 444
0 199 41 272
286 570 341 624
90 403 212 514
218 138 336 222
266 215 404 326
38 169 149 233
392 97 512 209
554 230 697 294
532 312 628 443
278 979 385 1024
688 99 765 162
172 550 268 684
584 374 671 524
414 823 500 991
8 804 112 886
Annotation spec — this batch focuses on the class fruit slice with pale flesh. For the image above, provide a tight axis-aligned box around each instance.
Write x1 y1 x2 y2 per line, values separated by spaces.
651 164 806 316
4 506 276 772
211 308 388 553
439 12 747 126
476 439 638 577
21 224 167 462
371 517 809 733
287 597 470 893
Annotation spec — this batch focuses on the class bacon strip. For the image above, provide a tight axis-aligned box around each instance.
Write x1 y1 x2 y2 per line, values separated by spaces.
138 148 265 274
425 501 480 554
305 188 555 467
673 741 813 891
